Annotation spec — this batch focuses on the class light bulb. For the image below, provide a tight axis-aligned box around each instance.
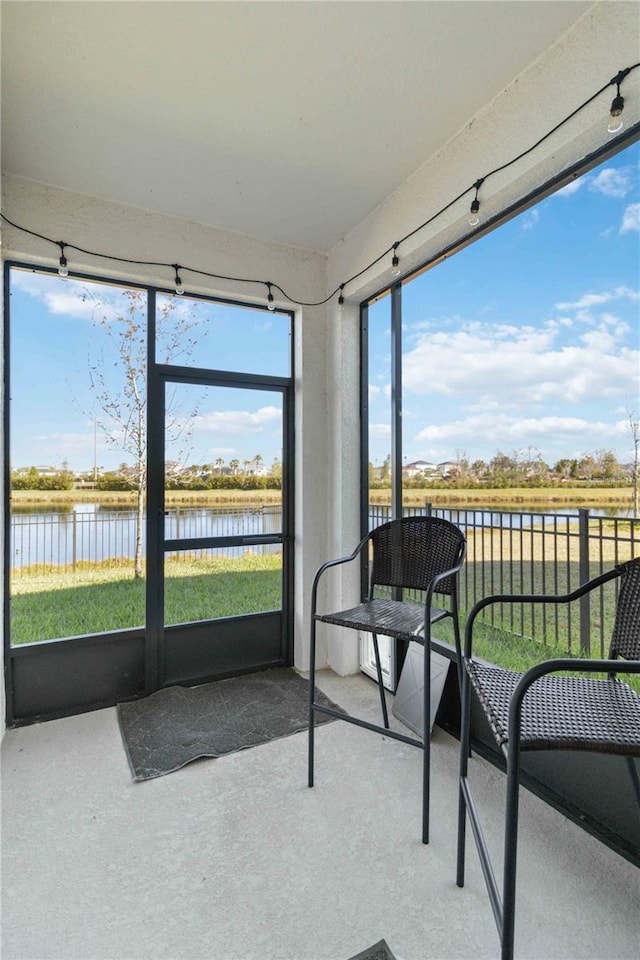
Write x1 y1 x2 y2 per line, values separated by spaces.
173 265 184 295
469 198 480 227
607 93 624 134
175 280 184 295
265 281 276 310
57 243 69 278
390 244 401 278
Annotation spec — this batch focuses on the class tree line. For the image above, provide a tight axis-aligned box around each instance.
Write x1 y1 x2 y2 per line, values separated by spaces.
11 447 634 492
10 459 283 491
371 448 637 489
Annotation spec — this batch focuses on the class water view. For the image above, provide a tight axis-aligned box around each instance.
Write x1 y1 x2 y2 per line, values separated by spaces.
11 502 283 571
10 500 635 573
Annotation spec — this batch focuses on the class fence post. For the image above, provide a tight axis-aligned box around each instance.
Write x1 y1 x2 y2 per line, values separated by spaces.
424 500 432 517
72 511 77 573
578 508 590 655
262 505 267 555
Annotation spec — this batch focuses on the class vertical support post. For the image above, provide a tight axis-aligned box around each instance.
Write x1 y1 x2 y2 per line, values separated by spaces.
72 511 77 573
578 508 590 655
359 301 370 596
390 282 402 523
390 282 403 684
145 288 162 693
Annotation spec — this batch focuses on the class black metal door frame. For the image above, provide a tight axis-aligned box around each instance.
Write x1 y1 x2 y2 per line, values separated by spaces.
146 363 295 692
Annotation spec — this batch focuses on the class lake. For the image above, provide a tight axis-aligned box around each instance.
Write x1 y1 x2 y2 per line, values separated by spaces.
10 500 636 572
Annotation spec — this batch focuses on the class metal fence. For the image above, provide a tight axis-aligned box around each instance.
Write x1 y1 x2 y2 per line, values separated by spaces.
11 501 639 656
369 503 639 656
10 505 283 574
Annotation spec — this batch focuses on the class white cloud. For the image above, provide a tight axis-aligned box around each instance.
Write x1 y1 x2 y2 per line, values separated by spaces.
193 406 281 435
413 413 628 453
580 328 618 352
589 167 631 198
554 286 639 313
620 203 640 234
369 423 391 439
554 176 586 197
10 269 125 320
402 320 638 408
521 209 539 231
207 447 237 458
44 292 101 319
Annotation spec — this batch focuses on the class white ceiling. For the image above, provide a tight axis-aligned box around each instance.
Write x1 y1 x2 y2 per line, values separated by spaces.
1 1 592 253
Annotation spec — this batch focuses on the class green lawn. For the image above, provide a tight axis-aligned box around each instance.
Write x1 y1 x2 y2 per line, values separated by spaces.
11 552 637 691
10 554 282 644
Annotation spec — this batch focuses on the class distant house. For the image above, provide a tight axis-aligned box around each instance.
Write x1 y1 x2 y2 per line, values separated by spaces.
34 465 59 477
245 460 269 477
403 460 438 478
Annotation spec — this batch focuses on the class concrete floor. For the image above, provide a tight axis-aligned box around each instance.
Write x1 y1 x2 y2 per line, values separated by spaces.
2 669 639 960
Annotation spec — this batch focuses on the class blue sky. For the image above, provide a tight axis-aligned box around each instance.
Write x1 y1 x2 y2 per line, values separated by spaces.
9 276 289 472
8 139 640 475
368 139 640 467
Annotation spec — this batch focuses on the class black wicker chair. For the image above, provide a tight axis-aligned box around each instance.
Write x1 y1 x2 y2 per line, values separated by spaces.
308 515 466 844
456 557 640 960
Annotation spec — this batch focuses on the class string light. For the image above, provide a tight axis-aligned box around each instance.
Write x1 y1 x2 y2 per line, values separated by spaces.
57 241 69 278
1 62 637 309
266 282 275 311
391 243 401 277
608 68 630 134
173 264 184 295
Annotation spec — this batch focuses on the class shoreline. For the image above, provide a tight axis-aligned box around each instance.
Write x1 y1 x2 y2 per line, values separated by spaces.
10 486 635 511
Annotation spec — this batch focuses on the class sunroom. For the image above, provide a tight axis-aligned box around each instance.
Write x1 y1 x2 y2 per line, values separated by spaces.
1 3 639 959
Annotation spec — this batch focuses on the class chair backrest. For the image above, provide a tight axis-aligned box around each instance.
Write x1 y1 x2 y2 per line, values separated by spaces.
369 516 465 597
609 557 640 660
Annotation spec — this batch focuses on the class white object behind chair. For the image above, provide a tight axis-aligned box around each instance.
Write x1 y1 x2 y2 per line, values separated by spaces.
392 642 450 736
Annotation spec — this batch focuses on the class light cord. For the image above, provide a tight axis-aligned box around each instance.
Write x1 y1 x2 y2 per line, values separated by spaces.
2 63 638 308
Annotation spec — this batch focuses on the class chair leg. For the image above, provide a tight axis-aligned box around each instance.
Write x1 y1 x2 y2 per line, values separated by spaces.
308 617 317 788
371 633 390 729
501 741 522 960
422 633 432 844
451 592 463 698
456 666 472 887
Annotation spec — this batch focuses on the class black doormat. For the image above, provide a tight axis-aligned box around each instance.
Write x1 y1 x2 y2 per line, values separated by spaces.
347 940 397 960
117 667 344 781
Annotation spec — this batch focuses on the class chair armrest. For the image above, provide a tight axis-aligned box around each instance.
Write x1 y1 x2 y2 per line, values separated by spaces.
310 532 371 619
463 563 624 659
